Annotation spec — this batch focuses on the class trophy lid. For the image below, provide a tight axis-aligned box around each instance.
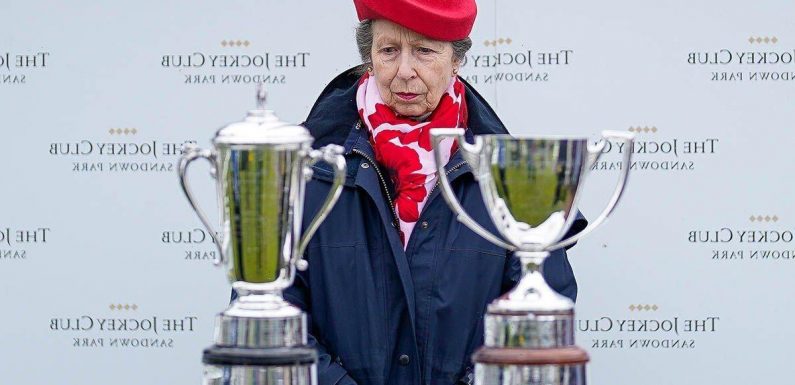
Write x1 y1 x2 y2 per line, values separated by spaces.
213 85 313 146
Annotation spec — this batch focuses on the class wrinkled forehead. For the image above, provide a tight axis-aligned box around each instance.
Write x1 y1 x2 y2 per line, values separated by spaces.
372 19 446 47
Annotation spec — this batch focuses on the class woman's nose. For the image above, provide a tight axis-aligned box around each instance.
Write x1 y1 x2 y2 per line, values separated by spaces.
396 52 417 80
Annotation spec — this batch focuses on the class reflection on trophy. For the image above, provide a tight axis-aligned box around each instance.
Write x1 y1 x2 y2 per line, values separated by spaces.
431 130 634 385
178 87 346 385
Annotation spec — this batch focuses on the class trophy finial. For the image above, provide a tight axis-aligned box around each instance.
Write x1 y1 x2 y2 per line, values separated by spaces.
256 83 267 109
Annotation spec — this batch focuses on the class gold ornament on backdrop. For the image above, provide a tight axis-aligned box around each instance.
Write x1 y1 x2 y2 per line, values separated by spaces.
483 37 512 47
108 128 137 135
628 126 658 134
221 40 251 47
749 215 779 222
628 304 659 312
748 36 778 44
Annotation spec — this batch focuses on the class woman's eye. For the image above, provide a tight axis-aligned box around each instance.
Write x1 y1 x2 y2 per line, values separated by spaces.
380 47 397 54
417 47 435 54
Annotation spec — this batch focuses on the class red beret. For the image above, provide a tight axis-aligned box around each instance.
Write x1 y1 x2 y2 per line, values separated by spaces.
353 0 477 41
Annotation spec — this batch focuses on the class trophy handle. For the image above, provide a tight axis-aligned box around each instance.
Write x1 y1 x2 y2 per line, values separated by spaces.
458 133 485 179
177 145 226 266
431 129 516 250
296 144 347 268
547 130 634 250
585 137 607 168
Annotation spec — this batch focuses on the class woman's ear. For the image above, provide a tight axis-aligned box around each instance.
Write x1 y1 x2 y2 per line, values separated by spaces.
452 57 461 76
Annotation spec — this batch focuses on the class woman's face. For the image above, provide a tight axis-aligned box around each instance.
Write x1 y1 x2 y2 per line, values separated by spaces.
370 19 459 118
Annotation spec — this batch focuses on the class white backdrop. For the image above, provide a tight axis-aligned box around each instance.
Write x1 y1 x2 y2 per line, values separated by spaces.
1 1 794 384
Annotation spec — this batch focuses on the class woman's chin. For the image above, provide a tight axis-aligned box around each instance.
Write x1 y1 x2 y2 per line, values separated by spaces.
390 103 430 118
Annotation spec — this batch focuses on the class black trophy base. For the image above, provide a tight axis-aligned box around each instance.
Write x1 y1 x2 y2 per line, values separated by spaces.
202 345 317 385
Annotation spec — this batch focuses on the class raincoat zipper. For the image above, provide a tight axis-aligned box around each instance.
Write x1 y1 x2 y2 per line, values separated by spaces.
426 161 468 199
352 148 399 224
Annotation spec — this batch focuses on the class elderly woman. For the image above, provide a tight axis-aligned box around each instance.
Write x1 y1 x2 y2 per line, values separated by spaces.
284 1 585 385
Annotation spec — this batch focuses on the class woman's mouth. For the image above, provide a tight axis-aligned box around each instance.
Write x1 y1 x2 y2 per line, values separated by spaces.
395 92 419 101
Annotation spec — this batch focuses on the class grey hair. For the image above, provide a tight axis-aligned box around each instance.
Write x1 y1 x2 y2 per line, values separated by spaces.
354 20 472 75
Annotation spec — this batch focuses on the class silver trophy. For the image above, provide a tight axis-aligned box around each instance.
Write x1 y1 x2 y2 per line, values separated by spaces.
178 88 346 385
430 129 633 385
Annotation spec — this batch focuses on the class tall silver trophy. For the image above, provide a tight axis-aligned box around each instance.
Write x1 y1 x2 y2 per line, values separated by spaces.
178 88 346 385
431 130 633 385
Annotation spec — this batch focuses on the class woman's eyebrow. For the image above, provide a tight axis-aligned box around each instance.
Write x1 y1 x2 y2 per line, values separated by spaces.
411 39 444 49
374 33 402 46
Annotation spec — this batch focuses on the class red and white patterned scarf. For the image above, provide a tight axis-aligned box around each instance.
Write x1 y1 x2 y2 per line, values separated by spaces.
356 73 468 248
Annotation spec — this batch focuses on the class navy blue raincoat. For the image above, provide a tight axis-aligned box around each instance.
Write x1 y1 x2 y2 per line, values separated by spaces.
284 68 586 385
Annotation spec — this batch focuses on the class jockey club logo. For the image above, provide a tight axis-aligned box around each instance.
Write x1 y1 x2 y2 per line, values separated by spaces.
459 37 573 85
161 228 219 262
687 35 795 82
0 227 50 261
159 39 310 85
687 214 794 261
48 128 196 174
578 304 720 350
0 51 49 85
590 127 719 173
49 303 199 349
